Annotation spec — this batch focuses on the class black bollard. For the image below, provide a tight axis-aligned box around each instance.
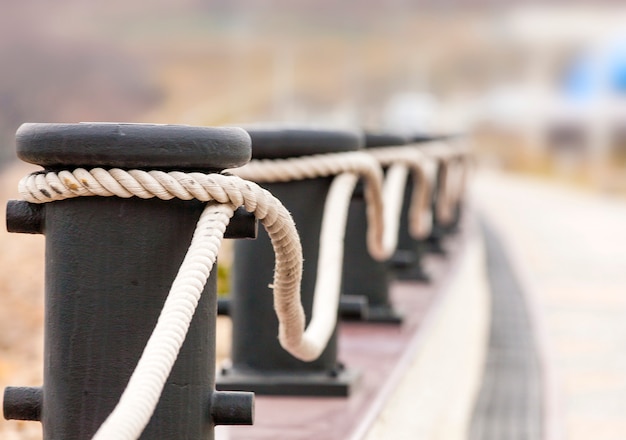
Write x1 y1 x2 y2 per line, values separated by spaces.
3 123 255 440
425 136 466 247
437 149 467 234
217 127 363 396
424 156 449 255
391 133 449 280
339 133 410 323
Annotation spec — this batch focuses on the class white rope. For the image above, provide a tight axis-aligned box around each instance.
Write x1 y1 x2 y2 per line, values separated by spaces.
414 142 470 226
19 168 313 439
225 148 434 362
366 146 436 240
227 152 394 364
228 144 467 360
230 151 394 261
226 151 407 365
227 142 463 361
285 172 357 358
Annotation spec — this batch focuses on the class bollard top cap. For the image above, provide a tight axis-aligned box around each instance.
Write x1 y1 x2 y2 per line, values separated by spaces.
16 123 252 171
244 126 363 159
364 132 410 148
409 132 453 144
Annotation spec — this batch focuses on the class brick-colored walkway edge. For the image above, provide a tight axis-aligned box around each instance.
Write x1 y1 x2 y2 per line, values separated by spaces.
469 220 543 440
218 215 477 440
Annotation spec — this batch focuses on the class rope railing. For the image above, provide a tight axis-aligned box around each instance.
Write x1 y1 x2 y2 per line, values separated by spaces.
229 148 440 260
226 147 441 361
13 138 469 440
227 152 392 368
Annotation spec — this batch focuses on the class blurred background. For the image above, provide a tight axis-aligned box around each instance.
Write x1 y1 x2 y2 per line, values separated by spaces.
1 1 626 439
2 1 626 190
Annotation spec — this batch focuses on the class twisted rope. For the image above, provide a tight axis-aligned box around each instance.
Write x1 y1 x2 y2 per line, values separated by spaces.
226 149 434 364
226 152 394 370
230 151 393 261
287 172 357 356
366 146 435 240
19 168 312 439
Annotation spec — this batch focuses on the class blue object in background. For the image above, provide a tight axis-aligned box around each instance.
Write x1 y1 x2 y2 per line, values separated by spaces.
562 38 626 102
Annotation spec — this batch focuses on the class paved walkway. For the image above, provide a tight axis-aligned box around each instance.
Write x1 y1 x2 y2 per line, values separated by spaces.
473 170 626 440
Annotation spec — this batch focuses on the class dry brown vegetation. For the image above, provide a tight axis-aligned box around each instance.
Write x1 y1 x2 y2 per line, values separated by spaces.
0 162 46 439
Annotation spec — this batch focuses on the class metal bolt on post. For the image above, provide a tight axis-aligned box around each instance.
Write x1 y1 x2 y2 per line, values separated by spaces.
339 133 410 323
217 127 363 396
3 123 256 440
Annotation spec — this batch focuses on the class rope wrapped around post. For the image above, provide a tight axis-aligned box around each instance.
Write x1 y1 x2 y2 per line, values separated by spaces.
19 169 310 439
227 149 436 356
228 152 391 368
231 151 394 261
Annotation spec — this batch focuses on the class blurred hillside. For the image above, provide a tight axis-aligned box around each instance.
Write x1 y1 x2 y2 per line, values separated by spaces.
3 2 626 192
0 1 502 161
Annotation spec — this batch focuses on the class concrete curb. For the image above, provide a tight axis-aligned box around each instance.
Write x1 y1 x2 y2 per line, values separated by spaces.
477 198 565 440
361 214 491 439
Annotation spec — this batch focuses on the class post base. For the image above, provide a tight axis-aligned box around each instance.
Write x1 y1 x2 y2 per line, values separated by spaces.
390 249 431 282
216 365 360 397
393 265 432 282
339 297 403 324
425 236 447 255
364 304 403 324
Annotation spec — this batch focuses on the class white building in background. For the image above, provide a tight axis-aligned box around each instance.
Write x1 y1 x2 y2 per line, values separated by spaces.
382 92 441 136
472 7 626 186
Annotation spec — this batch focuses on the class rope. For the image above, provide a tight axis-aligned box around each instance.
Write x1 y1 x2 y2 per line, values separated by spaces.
233 147 439 243
366 146 435 240
230 151 394 261
229 152 393 364
19 168 312 439
226 149 434 362
416 142 470 226
284 172 357 357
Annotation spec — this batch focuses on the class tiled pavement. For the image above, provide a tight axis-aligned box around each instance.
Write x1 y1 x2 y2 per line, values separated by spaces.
473 170 626 440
